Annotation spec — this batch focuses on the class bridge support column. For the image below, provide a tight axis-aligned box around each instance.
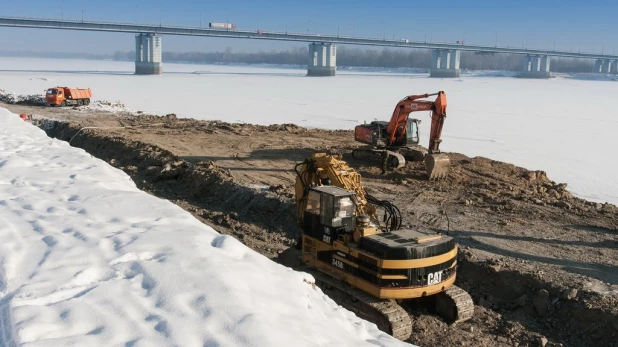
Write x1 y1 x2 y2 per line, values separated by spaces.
594 59 602 73
135 33 162 75
430 49 461 78
595 59 613 73
603 60 613 73
518 55 550 78
307 42 336 76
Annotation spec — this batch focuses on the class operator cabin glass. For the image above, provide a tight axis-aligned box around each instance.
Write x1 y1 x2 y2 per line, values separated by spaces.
337 197 354 219
406 120 419 144
320 194 335 226
46 89 58 94
328 196 355 228
305 191 321 214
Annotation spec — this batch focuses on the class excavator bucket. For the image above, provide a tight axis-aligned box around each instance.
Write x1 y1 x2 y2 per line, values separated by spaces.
425 153 450 180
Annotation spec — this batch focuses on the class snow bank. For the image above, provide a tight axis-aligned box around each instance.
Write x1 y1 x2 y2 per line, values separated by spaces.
0 108 410 347
0 89 44 105
81 100 135 113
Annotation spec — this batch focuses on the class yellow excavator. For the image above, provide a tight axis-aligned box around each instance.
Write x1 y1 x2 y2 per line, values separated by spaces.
294 153 473 340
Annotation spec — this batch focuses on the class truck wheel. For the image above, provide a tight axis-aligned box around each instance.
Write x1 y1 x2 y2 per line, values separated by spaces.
77 100 83 106
61 101 66 107
85 99 90 105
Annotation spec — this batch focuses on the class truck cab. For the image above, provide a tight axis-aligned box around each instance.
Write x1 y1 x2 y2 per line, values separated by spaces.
45 88 65 106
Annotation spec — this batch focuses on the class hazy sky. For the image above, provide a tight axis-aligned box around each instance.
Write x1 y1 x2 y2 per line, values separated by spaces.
0 0 616 54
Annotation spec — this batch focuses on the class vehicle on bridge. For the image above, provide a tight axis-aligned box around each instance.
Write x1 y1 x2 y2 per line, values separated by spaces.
45 87 92 107
209 22 236 30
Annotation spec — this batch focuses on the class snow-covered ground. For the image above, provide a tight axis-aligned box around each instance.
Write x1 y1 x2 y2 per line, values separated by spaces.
0 108 411 346
0 56 617 206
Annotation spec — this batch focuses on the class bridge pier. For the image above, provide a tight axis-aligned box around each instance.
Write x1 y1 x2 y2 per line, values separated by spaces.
518 55 551 78
307 42 336 76
135 33 162 75
430 49 461 78
593 59 615 73
604 60 614 73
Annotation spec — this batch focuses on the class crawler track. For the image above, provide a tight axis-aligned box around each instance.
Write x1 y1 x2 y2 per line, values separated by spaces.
311 271 413 341
435 285 475 323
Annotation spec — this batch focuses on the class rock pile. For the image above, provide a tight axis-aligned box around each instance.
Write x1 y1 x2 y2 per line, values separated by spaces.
0 89 45 105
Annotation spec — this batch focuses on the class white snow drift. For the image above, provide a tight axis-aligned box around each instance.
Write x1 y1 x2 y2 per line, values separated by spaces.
0 109 411 346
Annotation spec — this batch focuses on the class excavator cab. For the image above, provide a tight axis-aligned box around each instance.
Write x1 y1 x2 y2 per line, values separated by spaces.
355 118 420 148
302 186 356 244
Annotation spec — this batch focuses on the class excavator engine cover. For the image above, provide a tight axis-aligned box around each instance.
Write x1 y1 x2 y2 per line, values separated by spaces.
354 121 389 148
425 153 450 181
359 228 457 287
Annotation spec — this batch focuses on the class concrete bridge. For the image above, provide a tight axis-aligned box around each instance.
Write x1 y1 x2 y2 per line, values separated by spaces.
1 16 617 78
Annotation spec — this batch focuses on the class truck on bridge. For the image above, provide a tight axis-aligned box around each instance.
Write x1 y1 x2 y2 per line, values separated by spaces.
209 22 236 30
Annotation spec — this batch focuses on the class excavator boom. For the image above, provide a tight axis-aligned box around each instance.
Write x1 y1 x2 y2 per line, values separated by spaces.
425 91 449 180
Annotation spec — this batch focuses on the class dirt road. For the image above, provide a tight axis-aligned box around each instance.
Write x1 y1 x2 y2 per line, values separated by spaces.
5 102 618 347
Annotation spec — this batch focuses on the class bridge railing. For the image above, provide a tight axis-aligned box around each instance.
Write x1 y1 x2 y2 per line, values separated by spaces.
0 16 611 57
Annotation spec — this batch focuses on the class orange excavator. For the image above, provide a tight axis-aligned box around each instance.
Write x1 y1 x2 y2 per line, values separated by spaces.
353 91 449 180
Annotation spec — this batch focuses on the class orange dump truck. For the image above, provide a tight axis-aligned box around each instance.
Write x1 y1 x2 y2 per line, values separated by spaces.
45 87 92 107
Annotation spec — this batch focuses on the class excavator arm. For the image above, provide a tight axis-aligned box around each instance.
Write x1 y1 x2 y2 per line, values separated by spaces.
385 91 449 180
385 92 446 148
426 91 447 154
422 91 449 180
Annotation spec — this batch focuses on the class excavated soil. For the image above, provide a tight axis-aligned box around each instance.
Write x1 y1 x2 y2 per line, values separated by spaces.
5 103 618 347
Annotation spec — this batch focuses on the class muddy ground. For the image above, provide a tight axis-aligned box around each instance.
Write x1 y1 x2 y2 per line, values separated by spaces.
5 102 618 347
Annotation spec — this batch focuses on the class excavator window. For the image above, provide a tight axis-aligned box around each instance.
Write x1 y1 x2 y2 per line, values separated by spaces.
337 197 355 219
406 120 419 145
305 190 321 215
320 194 356 229
320 194 335 226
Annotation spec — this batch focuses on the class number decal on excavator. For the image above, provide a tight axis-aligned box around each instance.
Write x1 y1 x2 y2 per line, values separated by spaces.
322 235 331 243
427 271 442 285
332 259 344 269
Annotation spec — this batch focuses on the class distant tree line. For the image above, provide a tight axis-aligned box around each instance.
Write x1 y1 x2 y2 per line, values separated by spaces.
0 47 594 73
0 50 110 60
112 47 308 65
113 46 595 73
